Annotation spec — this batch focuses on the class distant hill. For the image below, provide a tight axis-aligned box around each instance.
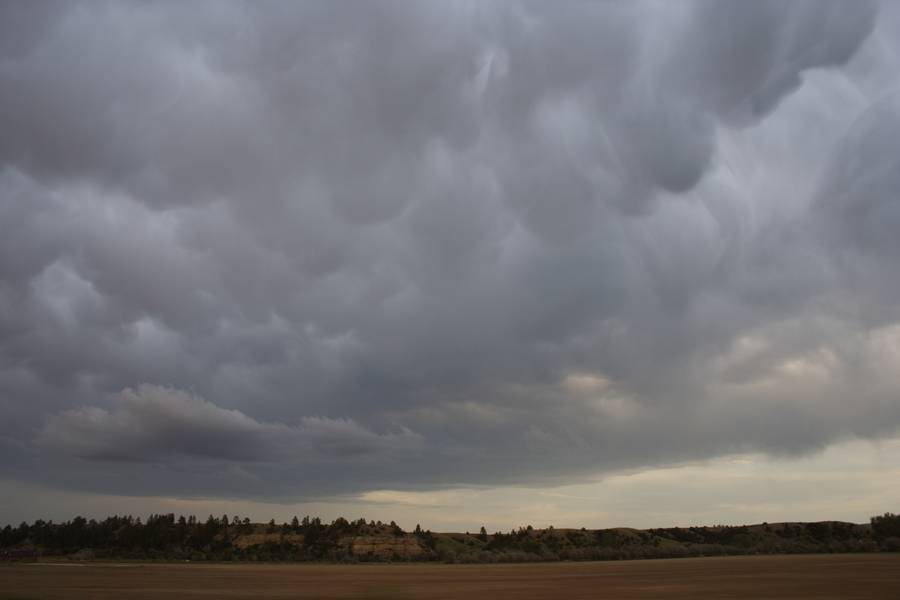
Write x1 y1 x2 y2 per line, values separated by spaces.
2 513 898 563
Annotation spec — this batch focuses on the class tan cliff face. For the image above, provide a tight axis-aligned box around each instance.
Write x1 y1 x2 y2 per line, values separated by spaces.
231 532 304 550
345 534 431 559
229 529 432 559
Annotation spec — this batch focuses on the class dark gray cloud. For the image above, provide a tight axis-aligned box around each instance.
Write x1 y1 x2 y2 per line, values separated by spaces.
1 0 898 503
39 384 421 462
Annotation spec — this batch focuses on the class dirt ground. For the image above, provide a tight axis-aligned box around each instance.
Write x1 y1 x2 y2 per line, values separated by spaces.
1 554 898 599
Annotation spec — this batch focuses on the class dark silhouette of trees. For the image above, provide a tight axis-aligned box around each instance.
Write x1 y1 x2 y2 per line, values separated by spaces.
871 513 900 550
1 513 895 563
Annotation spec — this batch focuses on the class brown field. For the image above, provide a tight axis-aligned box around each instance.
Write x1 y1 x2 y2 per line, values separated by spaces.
1 554 898 599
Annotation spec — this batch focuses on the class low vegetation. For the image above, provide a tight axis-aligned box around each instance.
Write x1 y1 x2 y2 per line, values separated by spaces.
2 512 898 563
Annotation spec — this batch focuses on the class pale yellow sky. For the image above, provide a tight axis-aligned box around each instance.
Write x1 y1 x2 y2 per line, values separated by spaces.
4 434 898 531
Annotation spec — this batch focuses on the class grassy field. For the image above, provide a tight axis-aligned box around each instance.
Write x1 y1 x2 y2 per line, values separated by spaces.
1 554 898 599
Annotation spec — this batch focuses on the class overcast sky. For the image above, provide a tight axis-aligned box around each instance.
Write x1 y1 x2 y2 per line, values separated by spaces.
1 0 899 529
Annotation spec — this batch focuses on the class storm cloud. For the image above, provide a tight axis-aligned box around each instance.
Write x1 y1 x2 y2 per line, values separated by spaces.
1 0 899 505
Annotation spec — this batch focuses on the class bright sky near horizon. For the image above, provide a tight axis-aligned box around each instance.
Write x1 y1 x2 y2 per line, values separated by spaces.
4 436 899 531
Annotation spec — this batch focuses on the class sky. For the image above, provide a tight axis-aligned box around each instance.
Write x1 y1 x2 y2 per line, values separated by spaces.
1 0 899 530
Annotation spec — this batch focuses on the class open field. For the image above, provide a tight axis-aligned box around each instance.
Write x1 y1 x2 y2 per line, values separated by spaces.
1 554 899 599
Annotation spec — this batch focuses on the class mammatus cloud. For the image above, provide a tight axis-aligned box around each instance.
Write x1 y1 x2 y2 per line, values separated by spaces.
1 0 899 507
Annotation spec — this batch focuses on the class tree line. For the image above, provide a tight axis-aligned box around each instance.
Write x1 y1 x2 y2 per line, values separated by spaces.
0 514 411 561
1 512 897 562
